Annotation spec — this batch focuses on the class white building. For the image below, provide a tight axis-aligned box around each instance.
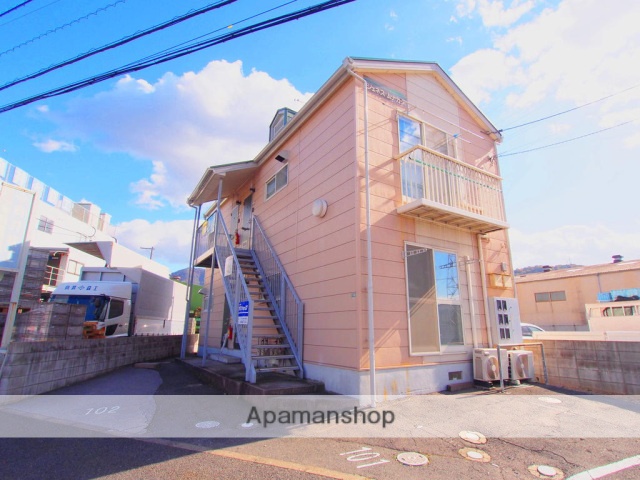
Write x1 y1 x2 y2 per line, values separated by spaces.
0 157 116 346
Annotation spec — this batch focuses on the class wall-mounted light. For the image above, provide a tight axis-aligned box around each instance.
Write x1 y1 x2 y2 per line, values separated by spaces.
235 200 241 205
275 150 289 162
312 199 328 218
249 187 256 193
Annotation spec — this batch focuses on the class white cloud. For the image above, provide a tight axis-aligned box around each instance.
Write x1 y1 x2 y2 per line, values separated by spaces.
450 0 640 135
113 218 195 270
48 60 313 210
33 139 77 153
455 0 534 27
510 225 640 268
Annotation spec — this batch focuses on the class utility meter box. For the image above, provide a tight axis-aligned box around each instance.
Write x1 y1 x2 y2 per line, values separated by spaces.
488 297 523 345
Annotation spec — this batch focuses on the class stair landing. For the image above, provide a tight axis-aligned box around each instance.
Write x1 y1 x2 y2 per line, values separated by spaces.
177 357 324 395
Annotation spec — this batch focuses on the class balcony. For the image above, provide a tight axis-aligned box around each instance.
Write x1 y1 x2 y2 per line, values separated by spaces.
397 146 508 233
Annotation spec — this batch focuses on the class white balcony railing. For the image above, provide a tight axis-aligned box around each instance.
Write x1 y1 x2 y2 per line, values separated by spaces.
397 146 508 233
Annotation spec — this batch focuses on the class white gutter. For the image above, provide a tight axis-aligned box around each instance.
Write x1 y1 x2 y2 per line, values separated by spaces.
346 63 377 407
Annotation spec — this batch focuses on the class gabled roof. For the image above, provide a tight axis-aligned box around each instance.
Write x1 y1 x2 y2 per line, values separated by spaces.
187 57 502 207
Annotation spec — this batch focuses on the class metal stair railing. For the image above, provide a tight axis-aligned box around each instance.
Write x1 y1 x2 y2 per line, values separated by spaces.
213 213 256 382
251 216 304 378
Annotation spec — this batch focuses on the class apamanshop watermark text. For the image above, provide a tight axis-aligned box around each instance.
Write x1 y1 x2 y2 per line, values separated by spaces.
247 406 395 428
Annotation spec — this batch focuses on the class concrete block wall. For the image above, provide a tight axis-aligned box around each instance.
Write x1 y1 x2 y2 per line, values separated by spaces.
0 335 189 395
526 339 640 394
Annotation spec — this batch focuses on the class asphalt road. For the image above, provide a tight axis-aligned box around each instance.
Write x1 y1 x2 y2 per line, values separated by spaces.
1 361 639 480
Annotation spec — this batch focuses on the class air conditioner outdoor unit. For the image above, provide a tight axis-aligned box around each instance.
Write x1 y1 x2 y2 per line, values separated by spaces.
473 348 508 382
508 350 534 380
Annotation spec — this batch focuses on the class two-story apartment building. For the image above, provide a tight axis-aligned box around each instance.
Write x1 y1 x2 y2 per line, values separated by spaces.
186 57 516 395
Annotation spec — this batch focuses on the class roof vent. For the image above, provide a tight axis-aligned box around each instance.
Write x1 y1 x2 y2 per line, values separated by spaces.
612 255 623 263
269 107 297 142
542 265 552 272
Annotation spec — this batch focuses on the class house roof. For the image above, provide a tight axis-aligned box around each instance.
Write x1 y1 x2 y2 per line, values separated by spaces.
515 260 640 283
187 57 502 207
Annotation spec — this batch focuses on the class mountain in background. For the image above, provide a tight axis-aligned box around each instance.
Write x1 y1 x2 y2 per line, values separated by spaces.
171 267 206 285
514 264 581 276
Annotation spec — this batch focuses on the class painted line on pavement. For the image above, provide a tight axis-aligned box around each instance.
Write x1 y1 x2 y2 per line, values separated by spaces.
567 454 640 479
144 438 371 480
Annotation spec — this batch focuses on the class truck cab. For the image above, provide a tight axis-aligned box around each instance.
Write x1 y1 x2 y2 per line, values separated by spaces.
50 282 133 337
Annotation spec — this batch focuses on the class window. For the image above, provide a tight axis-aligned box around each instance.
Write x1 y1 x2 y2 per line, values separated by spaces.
108 299 125 319
405 244 463 354
67 259 83 276
534 291 566 302
37 216 54 233
398 114 458 158
266 164 288 200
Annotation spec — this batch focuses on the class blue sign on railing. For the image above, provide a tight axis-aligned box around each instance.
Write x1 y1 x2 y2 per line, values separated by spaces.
238 300 249 325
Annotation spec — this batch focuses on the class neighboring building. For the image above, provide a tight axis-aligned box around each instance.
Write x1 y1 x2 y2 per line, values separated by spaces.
0 158 116 345
187 57 516 395
515 256 640 331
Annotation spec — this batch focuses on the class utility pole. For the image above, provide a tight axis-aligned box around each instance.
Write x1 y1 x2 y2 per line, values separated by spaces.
140 246 154 259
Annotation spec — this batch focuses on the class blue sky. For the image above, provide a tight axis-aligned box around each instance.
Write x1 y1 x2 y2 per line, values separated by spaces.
1 0 639 272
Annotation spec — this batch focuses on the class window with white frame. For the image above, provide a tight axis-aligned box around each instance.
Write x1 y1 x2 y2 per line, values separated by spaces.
405 244 464 354
266 164 288 200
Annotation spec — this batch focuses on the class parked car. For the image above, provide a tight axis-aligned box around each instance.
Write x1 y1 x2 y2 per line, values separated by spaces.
522 323 545 337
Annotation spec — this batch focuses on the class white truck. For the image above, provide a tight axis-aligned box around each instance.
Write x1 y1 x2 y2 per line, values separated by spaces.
50 266 187 337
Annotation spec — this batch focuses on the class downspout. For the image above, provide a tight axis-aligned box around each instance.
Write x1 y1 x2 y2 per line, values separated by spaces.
201 176 225 366
181 203 201 359
477 233 493 347
346 64 377 407
465 256 478 348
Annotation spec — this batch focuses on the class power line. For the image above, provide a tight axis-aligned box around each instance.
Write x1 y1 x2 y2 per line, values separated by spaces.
0 0 63 27
0 0 355 114
0 1 33 19
490 83 640 134
0 0 129 58
0 0 239 93
499 120 634 157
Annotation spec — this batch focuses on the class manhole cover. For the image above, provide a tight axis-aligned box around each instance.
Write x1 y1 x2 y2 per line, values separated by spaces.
458 448 491 462
396 452 429 466
459 430 487 444
527 464 565 479
195 421 220 429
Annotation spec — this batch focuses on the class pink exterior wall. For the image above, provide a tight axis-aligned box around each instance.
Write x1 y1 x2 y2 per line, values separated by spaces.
351 71 514 370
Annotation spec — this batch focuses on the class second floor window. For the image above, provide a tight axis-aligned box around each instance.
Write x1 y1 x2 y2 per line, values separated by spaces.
398 114 457 158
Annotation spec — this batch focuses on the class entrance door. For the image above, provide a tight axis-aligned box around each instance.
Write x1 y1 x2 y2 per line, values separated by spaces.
239 194 253 249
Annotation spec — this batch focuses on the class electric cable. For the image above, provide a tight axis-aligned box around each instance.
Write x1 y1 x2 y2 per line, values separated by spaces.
0 1 33 19
490 83 640 134
499 120 634 157
0 0 355 114
0 0 63 27
0 0 238 93
0 0 129 58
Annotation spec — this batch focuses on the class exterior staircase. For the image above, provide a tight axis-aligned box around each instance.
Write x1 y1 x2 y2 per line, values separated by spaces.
235 250 300 377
